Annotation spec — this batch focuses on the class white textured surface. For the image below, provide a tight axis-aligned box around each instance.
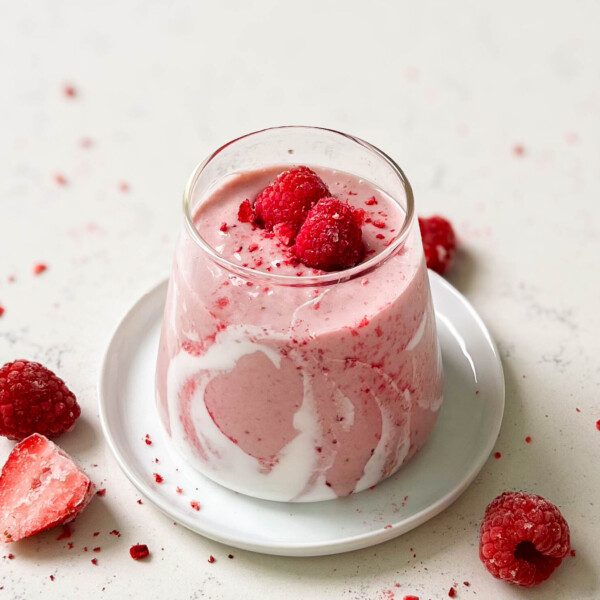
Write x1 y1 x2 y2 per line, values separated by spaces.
0 1 598 598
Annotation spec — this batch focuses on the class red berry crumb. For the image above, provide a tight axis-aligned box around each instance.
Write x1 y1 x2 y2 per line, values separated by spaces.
0 306 4 318
418 215 456 275
513 144 525 156
208 555 215 563
479 491 570 587
54 174 67 185
190 500 200 511
448 587 456 597
153 473 163 483
237 199 255 224
219 222 228 233
494 452 501 459
90 558 98 566
0 360 81 440
403 596 419 600
110 530 121 537
365 197 378 206
253 166 330 244
596 419 600 431
93 547 101 552
50 575 54 581
118 182 130 192
63 85 76 98
176 487 183 494
33 263 48 275
525 436 532 444
294 197 365 271
96 488 106 497
129 544 149 560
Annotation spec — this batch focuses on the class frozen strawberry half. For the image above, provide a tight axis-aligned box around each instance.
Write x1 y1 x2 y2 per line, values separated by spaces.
0 433 95 543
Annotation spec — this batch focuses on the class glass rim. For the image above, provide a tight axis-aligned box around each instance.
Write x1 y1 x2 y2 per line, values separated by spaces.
182 125 415 287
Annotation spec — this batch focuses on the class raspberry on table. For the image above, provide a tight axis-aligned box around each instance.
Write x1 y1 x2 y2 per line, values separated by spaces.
294 197 365 271
129 544 150 560
0 360 81 441
252 166 330 245
479 491 570 587
418 215 456 275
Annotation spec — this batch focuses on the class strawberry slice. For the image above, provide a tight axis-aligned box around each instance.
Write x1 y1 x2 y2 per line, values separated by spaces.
0 433 95 542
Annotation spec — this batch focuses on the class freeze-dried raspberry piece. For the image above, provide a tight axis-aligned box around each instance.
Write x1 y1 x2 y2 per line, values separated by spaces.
130 544 149 560
0 434 95 543
0 360 81 441
253 166 329 244
294 198 364 271
479 491 570 587
418 215 456 275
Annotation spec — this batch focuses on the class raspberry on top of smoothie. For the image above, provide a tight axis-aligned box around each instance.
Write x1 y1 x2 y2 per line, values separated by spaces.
236 166 369 272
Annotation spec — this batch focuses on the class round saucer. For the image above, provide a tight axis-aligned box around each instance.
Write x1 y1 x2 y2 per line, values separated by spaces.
98 272 504 557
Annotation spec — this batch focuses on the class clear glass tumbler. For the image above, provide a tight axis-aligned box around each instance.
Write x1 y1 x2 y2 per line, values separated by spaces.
156 126 443 502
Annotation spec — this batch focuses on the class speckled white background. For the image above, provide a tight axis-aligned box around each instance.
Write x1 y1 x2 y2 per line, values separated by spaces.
1 1 599 598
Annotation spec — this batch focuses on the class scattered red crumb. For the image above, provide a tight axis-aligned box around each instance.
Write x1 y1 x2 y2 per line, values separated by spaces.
525 436 532 443
83 547 88 552
376 234 385 240
373 220 386 229
7 275 15 282
80 137 93 148
190 500 200 511
228 554 234 559
33 263 48 275
494 452 502 459
154 458 159 463
50 575 55 581
384 525 392 530
93 532 100 537
54 173 67 185
129 544 149 560
513 144 525 156
93 547 101 553
110 530 121 537
118 182 130 192
369 485 377 491
208 555 215 563
7 554 14 560
219 222 228 233
570 549 576 557
248 243 259 252
575 408 580 413
153 473 163 483
176 487 183 494
137 499 143 504
463 581 470 586
217 297 229 309
96 489 106 497
63 85 76 98
403 596 419 600
91 558 98 566
448 587 456 597
596 419 600 431
365 197 378 206
67 542 74 549
0 306 4 318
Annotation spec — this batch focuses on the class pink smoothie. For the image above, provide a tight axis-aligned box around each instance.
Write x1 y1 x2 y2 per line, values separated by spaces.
156 166 443 501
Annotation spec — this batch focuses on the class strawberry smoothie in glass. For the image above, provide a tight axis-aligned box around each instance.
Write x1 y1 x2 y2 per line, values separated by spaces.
155 127 443 502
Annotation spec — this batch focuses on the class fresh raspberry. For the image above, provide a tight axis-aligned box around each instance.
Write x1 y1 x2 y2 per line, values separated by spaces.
0 433 95 542
130 544 150 560
479 491 570 587
253 166 330 244
0 360 81 441
294 198 365 271
237 199 255 224
418 215 456 275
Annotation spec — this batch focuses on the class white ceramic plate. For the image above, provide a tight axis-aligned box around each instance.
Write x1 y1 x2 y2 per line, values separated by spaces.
98 272 504 557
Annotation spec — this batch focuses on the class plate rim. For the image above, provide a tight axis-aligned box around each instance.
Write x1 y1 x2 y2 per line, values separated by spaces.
98 272 505 556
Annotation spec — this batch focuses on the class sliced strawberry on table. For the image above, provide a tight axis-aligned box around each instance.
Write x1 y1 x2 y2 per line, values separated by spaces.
0 433 95 543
